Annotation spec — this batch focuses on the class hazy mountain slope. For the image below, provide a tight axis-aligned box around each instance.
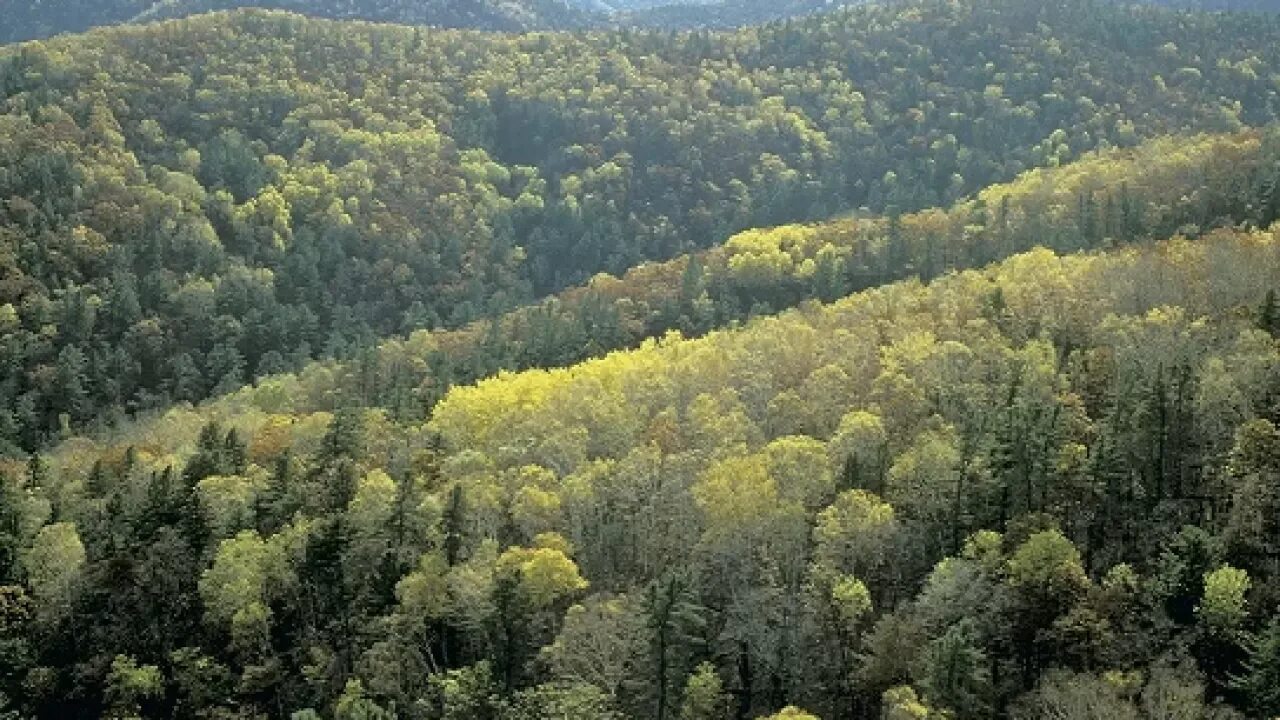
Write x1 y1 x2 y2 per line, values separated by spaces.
1139 0 1279 10
134 0 598 31
2 0 152 44
619 0 864 29
6 0 1277 45
0 0 595 43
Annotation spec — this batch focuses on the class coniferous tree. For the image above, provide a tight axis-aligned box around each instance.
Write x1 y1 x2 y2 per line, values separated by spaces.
645 574 707 720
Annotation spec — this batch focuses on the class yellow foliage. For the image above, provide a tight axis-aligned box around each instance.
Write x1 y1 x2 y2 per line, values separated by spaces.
512 485 563 538
814 490 897 574
831 574 873 626
198 467 269 538
693 455 780 537
348 469 398 535
495 545 589 607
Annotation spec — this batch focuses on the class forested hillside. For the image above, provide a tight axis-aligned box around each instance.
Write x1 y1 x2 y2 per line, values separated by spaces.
45 128 1280 455
6 1 1280 718
5 221 1280 719
8 124 1280 720
5 0 1280 451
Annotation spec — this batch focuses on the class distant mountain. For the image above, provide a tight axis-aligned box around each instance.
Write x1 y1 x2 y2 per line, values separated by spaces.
619 0 855 29
7 0 1277 45
134 0 598 30
3 0 152 45
0 0 595 44
627 0 1280 30
1140 0 1279 9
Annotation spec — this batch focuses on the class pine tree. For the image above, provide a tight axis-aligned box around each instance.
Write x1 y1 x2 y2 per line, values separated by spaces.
54 344 91 423
1259 289 1279 337
1232 618 1280 718
1076 190 1098 250
26 454 47 491
1256 164 1280 227
837 453 861 494
256 450 297 534
1118 182 1139 242
680 255 706 310
1085 417 1131 572
916 620 992 719
886 210 908 280
321 408 366 467
0 476 23 582
681 662 730 720
137 466 177 542
996 194 1012 256
222 428 248 476
645 573 707 720
86 460 110 497
442 483 467 567
183 422 225 485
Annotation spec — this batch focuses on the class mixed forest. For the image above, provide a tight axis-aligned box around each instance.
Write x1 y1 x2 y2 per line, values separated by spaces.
3 1 1280 719
5 0 1280 452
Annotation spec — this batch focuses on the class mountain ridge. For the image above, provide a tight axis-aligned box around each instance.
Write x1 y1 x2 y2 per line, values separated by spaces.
6 0 1278 45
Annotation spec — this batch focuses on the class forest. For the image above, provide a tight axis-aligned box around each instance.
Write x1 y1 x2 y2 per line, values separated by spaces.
3 0 1280 719
4 0 1280 452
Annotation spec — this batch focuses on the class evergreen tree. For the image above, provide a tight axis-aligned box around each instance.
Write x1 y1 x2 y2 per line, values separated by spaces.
681 662 730 720
1232 618 1280 718
1260 289 1279 337
645 574 707 720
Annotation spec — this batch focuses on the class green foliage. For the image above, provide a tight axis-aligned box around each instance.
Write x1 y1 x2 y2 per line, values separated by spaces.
1197 565 1251 634
425 662 499 720
1006 530 1090 601
830 575 873 628
104 655 163 719
914 620 992 720
495 544 589 609
500 682 623 720
1013 671 1138 720
11 216 1280 720
7 5 1280 716
541 595 647 701
882 686 939 720
5 1 1280 451
335 678 397 720
1232 619 1280 717
680 663 730 720
21 522 85 623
